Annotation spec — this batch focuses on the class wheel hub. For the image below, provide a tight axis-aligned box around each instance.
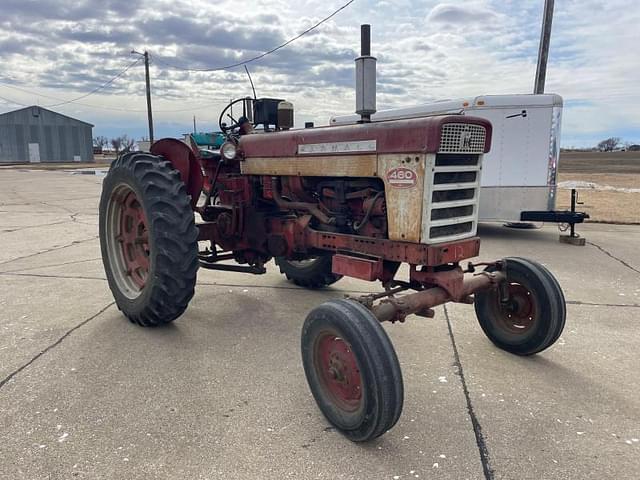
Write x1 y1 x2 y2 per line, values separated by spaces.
316 334 362 411
499 284 536 333
118 190 149 289
108 186 150 292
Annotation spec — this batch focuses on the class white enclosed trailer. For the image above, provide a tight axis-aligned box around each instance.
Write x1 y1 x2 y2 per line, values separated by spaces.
330 94 583 225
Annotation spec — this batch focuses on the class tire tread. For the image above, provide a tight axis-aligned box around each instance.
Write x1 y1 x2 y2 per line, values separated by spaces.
99 152 198 326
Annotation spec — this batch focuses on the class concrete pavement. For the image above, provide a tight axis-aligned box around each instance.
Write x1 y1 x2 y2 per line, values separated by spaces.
0 168 638 479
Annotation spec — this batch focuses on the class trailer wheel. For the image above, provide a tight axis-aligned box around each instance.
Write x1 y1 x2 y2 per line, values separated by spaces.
301 299 403 442
275 256 342 288
474 257 566 355
99 152 199 326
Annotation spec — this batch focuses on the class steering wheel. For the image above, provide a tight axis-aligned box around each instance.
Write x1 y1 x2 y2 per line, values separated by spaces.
218 97 254 134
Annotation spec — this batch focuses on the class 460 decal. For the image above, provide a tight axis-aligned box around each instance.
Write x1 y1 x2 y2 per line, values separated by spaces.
386 167 417 189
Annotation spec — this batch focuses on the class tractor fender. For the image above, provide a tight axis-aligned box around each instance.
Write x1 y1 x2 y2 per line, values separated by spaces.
150 138 203 208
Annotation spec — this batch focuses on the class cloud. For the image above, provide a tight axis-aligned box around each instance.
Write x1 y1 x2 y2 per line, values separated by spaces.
426 3 498 24
0 0 638 146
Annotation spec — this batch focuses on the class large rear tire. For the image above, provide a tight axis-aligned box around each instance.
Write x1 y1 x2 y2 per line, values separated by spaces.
275 256 342 289
99 152 199 326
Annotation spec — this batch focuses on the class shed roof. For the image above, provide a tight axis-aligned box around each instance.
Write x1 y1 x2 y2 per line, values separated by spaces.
0 105 94 127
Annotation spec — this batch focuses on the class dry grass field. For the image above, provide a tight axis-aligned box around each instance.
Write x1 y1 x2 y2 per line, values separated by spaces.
556 151 640 223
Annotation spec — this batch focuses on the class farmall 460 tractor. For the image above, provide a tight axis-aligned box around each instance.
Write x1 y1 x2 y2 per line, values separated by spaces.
99 26 565 442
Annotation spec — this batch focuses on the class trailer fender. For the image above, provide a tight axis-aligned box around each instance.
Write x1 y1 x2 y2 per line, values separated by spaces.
150 138 203 208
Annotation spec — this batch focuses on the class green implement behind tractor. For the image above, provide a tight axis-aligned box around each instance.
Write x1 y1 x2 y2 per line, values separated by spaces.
191 132 225 149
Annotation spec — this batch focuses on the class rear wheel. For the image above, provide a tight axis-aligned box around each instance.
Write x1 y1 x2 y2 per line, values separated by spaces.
474 257 565 355
301 299 403 442
275 255 342 288
99 153 199 326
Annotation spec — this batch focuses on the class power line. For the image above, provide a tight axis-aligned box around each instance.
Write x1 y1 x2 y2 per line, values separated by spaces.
45 58 142 107
0 79 228 113
0 82 226 114
0 94 30 107
0 82 149 112
0 81 75 103
0 59 142 110
1 2 356 115
151 0 356 72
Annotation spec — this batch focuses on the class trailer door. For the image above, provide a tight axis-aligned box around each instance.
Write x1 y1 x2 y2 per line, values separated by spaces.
474 105 553 221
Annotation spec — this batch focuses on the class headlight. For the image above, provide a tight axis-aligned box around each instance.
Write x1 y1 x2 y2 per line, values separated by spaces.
220 141 237 161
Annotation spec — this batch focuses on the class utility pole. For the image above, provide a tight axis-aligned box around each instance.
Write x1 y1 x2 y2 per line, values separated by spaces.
131 50 154 143
534 0 555 94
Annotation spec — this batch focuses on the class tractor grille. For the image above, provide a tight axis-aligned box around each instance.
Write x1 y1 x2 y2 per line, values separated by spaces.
421 152 482 243
439 123 486 154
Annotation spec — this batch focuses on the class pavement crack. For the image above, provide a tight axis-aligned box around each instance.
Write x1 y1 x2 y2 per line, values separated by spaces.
38 200 80 216
1 257 102 274
2 269 640 310
587 240 640 275
0 219 73 235
3 270 639 310
0 302 115 391
0 271 106 281
0 235 99 268
566 300 640 308
198 279 372 294
443 304 494 480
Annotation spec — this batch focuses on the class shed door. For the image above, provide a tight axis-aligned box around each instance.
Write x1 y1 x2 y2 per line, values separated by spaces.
28 143 41 163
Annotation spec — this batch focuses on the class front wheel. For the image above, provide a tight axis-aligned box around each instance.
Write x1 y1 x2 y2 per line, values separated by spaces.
99 153 199 326
474 257 566 355
301 299 404 442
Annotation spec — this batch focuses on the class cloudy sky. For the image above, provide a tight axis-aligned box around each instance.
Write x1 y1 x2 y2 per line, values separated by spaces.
0 0 638 147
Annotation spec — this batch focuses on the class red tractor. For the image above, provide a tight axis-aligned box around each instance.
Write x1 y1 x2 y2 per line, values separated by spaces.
99 27 565 442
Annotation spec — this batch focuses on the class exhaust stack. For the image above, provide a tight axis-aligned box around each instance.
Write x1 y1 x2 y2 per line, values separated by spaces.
355 24 377 123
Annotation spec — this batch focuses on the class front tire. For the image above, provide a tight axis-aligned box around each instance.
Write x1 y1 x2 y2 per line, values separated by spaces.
474 257 566 355
99 153 199 326
301 299 403 442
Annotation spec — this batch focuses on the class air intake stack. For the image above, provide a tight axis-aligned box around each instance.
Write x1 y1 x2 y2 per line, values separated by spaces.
355 24 377 123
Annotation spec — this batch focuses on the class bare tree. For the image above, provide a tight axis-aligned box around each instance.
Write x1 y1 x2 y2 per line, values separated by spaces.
120 134 135 153
93 136 108 149
111 137 122 154
597 137 621 152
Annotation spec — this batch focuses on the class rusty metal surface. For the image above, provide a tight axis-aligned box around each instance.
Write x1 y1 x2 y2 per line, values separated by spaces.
305 230 480 266
410 266 465 301
377 153 426 242
240 154 377 177
239 115 492 158
150 139 203 208
332 254 384 281
271 178 334 225
372 270 507 323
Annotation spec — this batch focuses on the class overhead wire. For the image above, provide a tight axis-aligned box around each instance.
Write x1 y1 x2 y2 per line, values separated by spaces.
0 59 145 112
0 82 150 112
150 0 356 72
44 58 142 107
0 93 30 107
0 80 227 113
1 1 357 115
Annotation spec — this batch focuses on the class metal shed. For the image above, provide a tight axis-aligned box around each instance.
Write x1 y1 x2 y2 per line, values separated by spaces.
0 106 94 163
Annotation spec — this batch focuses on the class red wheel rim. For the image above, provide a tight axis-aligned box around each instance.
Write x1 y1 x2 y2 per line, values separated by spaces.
116 190 149 289
497 284 536 334
314 332 363 412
